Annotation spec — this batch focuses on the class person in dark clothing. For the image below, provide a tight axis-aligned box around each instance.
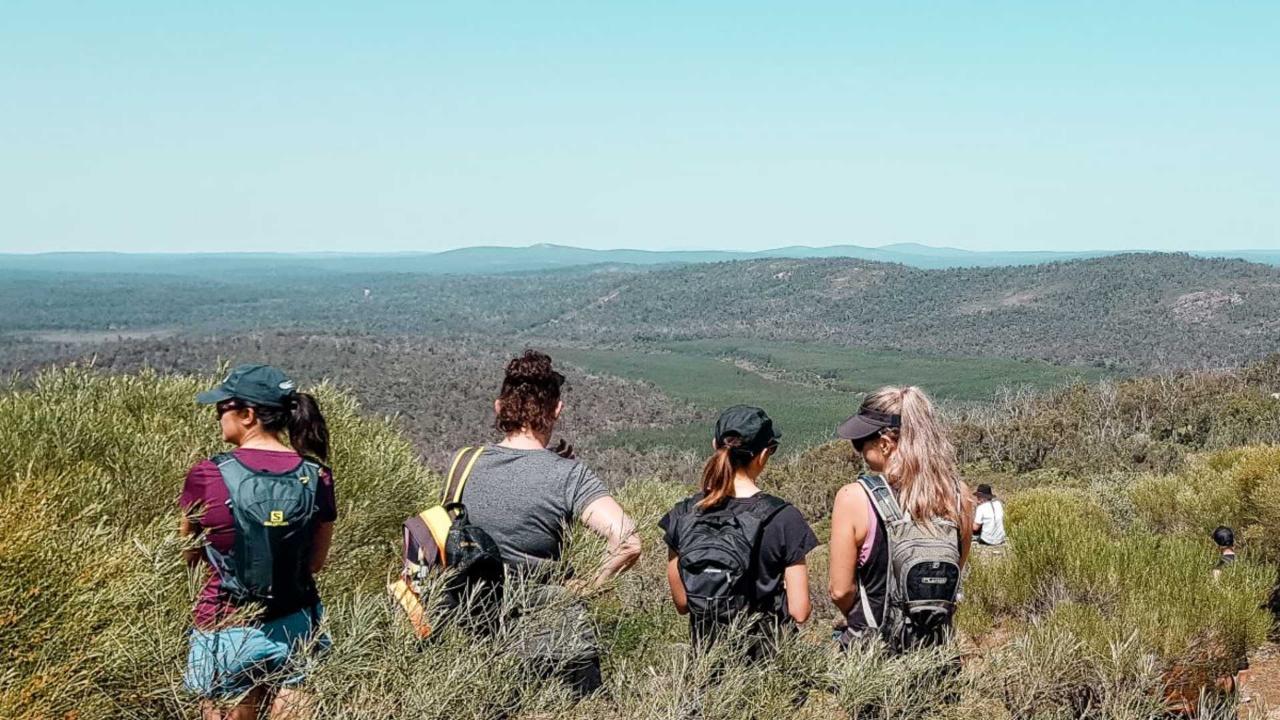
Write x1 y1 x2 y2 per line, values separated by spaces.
1212 526 1237 581
828 386 973 647
659 406 819 656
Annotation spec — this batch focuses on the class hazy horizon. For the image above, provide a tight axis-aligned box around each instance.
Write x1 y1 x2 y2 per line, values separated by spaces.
4 3 1278 255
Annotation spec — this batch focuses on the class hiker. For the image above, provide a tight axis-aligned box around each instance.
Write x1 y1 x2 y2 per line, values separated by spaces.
973 484 1006 547
659 406 819 657
1212 526 1237 581
180 364 335 720
442 349 641 697
829 386 973 652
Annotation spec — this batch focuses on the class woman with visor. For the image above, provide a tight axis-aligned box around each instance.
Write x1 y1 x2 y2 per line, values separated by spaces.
827 386 973 649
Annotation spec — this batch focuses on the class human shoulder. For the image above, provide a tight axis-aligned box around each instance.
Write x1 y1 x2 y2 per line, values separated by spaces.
834 481 871 509
180 457 224 510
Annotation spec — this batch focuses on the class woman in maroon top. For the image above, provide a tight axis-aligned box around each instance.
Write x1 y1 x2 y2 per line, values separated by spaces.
180 364 336 720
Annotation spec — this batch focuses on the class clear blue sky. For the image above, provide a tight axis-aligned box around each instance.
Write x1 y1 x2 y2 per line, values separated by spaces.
2 2 1277 254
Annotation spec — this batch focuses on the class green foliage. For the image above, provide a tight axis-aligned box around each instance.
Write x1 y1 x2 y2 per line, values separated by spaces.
0 366 431 717
953 363 1280 474
964 488 1272 680
0 368 1270 719
6 252 1280 370
1131 445 1280 563
558 342 1102 453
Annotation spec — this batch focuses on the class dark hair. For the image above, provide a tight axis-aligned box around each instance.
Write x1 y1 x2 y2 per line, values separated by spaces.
1212 525 1235 548
698 434 770 510
496 350 565 437
252 392 330 461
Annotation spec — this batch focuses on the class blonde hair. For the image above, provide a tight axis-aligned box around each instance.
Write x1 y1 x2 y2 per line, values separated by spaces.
862 386 966 525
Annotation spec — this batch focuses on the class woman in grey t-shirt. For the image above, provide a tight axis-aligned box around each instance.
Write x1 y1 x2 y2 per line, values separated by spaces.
454 350 641 697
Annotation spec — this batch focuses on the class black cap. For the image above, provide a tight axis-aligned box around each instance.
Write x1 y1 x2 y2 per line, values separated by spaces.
714 405 781 453
197 364 297 408
836 404 901 442
975 484 994 499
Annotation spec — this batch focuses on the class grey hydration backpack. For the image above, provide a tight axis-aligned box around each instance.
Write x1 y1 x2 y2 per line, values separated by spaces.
674 493 789 641
857 474 961 651
205 453 323 618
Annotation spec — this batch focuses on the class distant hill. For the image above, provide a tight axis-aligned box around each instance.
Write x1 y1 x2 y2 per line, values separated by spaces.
2 242 1275 276
3 252 1278 370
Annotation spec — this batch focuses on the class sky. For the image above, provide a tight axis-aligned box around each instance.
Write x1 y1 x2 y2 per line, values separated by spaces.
2 2 1277 254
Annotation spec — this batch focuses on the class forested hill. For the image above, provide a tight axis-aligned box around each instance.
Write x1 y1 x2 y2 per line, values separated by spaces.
530 253 1280 369
3 253 1278 370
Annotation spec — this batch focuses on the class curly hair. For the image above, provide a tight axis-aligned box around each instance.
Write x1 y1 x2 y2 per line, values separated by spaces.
495 349 565 437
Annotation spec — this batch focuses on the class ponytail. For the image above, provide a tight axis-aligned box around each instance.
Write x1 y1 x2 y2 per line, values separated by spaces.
286 392 329 462
863 386 963 524
697 436 756 510
254 392 330 462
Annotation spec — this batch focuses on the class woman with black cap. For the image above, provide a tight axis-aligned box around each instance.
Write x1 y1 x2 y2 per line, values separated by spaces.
179 364 335 720
828 386 973 650
659 405 818 656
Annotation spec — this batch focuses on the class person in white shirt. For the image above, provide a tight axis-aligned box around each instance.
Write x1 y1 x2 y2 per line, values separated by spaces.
973 484 1006 546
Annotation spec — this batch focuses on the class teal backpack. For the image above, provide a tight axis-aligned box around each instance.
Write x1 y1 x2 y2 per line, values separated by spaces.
205 453 324 618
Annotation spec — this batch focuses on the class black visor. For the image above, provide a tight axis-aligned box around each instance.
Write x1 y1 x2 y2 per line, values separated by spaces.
835 408 901 441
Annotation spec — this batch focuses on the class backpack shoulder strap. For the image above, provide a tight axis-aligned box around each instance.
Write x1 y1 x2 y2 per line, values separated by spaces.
747 493 791 526
858 474 906 524
211 453 251 495
441 446 485 514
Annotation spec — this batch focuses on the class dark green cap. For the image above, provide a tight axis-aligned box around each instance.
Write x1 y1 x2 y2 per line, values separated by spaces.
197 364 297 408
714 405 781 453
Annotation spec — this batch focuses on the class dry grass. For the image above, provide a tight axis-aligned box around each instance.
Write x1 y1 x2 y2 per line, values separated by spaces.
0 367 1270 719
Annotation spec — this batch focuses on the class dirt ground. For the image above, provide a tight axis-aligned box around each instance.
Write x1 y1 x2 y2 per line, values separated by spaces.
1242 642 1280 719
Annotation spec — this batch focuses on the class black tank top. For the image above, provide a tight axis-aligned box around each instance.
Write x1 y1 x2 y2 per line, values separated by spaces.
848 494 889 632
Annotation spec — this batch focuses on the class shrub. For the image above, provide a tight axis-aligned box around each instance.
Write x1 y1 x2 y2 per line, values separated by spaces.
1 368 1270 719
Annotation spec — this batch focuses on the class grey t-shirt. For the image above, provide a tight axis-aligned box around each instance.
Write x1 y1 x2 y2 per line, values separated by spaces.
457 445 610 572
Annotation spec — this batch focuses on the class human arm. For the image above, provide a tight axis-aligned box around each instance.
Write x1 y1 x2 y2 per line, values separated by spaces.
580 495 642 588
178 463 210 566
666 548 689 614
309 522 334 573
784 561 812 623
972 502 989 538
179 515 203 566
310 468 338 573
958 493 976 570
828 483 869 617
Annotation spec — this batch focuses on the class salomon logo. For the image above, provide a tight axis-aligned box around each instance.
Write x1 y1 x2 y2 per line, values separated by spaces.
264 510 289 527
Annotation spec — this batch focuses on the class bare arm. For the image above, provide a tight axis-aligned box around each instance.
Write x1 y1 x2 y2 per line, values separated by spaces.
958 494 975 570
581 495 642 588
666 548 689 614
179 515 202 566
828 483 869 617
784 561 812 624
310 522 334 574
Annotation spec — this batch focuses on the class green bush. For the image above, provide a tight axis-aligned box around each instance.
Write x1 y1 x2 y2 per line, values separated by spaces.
0 368 1269 719
965 488 1272 680
0 367 431 717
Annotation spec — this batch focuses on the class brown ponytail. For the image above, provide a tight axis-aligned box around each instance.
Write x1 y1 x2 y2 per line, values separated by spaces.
496 350 565 437
254 392 330 462
697 435 758 510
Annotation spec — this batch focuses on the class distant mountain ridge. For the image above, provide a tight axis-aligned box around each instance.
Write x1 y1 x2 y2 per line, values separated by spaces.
4 251 1279 371
3 242 1276 276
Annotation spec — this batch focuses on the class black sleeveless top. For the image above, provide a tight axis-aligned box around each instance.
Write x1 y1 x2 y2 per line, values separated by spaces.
848 492 889 631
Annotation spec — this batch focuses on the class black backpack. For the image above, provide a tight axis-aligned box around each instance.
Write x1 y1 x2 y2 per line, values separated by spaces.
673 493 789 641
205 453 323 619
392 447 505 638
